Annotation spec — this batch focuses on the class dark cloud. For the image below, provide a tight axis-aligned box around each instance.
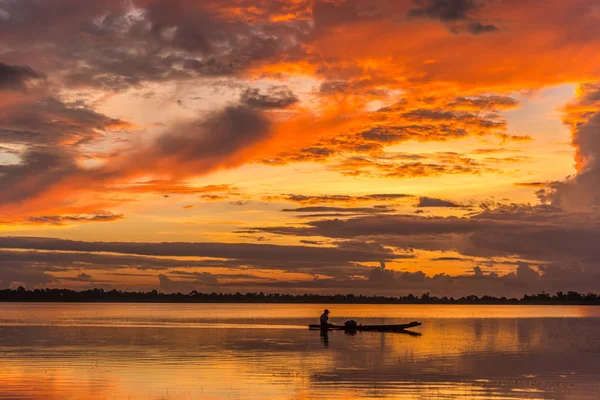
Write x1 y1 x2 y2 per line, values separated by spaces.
200 194 230 201
119 182 235 195
240 86 299 109
0 0 311 90
483 156 529 163
430 256 472 261
0 265 54 288
0 148 81 206
261 146 336 165
465 21 498 34
158 273 218 293
134 105 272 174
514 181 554 188
322 150 506 179
409 0 478 21
319 80 349 94
354 261 591 298
299 240 324 245
0 97 132 146
543 86 600 210
329 157 489 179
0 105 270 213
0 249 215 271
0 246 368 286
57 272 114 284
365 193 415 201
263 193 414 204
417 196 465 207
408 0 498 34
312 0 359 30
249 205 600 265
166 270 219 284
1 246 598 296
194 261 599 298
0 237 412 290
401 109 505 130
0 61 42 91
451 95 519 110
0 236 400 266
360 124 467 143
282 206 394 214
259 92 519 168
254 214 483 238
27 212 124 225
77 272 93 281
472 148 515 154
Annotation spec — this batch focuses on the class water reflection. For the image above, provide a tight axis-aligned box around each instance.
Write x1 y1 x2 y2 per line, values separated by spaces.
320 329 329 347
0 304 598 399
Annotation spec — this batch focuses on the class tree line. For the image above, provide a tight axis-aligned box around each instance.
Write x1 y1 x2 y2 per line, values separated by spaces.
0 287 599 304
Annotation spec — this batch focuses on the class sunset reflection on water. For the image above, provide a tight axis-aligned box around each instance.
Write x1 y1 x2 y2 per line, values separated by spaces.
0 304 598 399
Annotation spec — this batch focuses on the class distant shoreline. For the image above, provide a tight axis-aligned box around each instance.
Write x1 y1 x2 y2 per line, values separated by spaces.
1 301 599 306
1 288 599 305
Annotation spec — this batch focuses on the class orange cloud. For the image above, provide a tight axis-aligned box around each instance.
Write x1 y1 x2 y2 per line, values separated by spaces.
3 0 600 224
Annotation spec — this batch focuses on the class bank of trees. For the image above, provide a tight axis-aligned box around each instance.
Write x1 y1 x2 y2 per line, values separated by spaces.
0 287 599 304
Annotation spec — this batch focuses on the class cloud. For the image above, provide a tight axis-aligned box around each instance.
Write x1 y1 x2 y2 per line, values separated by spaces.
352 260 595 298
2 0 598 96
261 146 337 165
541 83 600 210
118 182 235 195
0 97 133 147
319 80 350 94
0 236 401 267
0 244 598 296
282 206 394 214
514 181 554 188
408 0 498 35
77 272 93 281
0 61 42 91
329 155 490 179
450 95 519 111
430 256 472 261
0 148 81 207
0 263 54 289
240 86 299 109
249 204 600 265
0 105 271 217
123 105 272 178
464 21 498 35
401 109 505 130
26 212 124 226
158 272 218 293
259 93 520 168
408 0 479 21
417 197 464 207
263 193 414 204
171 260 598 298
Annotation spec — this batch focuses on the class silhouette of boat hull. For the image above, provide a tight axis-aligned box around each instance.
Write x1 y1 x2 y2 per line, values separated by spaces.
308 321 421 332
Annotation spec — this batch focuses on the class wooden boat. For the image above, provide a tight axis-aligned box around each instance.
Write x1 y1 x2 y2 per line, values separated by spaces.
308 321 421 332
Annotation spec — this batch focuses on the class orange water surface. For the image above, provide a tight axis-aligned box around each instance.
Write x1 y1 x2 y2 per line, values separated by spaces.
0 303 598 399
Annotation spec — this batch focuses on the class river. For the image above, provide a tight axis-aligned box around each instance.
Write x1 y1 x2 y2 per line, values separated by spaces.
0 303 598 399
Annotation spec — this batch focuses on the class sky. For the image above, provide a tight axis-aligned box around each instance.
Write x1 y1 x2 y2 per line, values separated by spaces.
1 0 600 297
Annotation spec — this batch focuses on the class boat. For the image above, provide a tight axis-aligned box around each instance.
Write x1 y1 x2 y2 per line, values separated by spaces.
308 321 421 332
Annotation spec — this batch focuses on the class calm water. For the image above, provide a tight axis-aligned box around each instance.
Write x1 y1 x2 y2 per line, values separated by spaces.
0 304 599 399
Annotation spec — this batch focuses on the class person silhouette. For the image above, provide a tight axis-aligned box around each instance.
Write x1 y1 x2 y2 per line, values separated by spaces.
320 309 330 329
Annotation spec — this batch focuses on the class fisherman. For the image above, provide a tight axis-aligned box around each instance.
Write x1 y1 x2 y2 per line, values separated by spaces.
320 309 330 329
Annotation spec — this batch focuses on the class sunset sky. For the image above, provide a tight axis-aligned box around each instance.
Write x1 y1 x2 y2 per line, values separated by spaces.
1 0 600 296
